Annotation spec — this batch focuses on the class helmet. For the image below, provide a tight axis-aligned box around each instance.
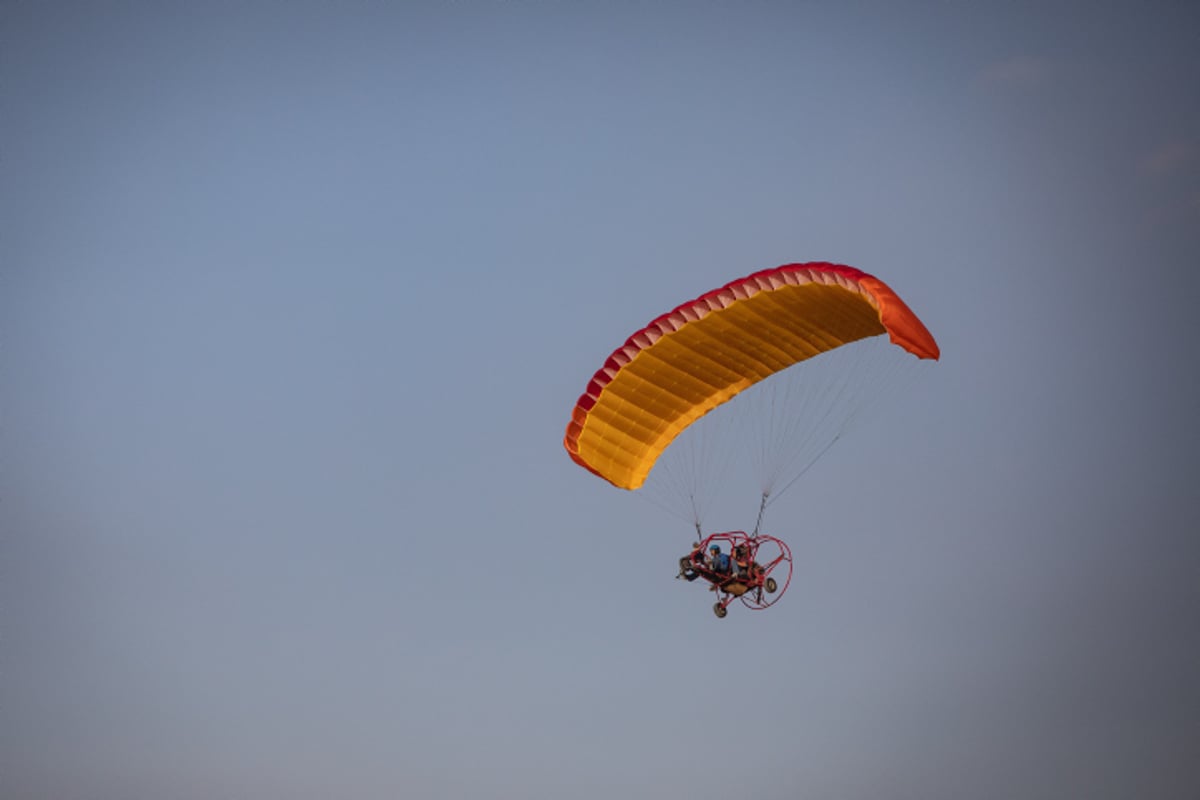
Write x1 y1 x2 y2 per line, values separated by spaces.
710 545 721 553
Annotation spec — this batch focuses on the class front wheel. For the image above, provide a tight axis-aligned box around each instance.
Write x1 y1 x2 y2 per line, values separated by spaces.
713 603 728 619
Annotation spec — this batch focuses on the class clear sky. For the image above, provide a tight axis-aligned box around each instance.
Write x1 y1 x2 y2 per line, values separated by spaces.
4 2 1198 798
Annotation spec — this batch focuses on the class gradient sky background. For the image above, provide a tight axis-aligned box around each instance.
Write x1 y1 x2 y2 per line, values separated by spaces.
4 2 1199 798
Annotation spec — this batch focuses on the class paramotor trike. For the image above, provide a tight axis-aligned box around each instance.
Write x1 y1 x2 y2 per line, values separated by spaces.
678 531 793 618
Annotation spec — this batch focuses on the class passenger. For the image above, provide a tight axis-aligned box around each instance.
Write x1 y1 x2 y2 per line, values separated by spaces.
729 544 748 575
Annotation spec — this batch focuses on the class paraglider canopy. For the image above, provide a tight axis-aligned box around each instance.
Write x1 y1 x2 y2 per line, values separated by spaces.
564 262 939 492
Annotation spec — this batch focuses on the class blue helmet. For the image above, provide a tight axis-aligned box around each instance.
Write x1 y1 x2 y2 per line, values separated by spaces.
710 545 721 553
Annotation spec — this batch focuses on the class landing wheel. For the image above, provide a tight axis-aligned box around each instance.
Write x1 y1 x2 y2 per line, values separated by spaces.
765 577 778 593
713 603 728 619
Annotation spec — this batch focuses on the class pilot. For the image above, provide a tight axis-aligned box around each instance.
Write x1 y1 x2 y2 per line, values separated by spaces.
708 544 731 575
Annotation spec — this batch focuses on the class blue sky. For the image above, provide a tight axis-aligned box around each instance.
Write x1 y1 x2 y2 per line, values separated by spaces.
3 2 1198 798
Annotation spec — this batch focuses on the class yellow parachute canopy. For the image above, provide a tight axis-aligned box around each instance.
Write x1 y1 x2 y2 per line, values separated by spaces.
564 263 939 490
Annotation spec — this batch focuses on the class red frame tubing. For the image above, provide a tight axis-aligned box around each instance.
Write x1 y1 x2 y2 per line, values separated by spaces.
739 534 792 611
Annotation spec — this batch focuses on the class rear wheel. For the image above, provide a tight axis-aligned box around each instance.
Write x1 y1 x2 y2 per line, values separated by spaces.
765 577 778 593
713 603 728 619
